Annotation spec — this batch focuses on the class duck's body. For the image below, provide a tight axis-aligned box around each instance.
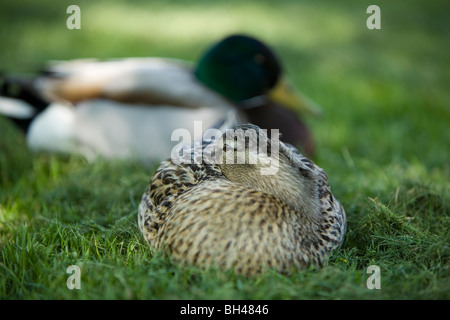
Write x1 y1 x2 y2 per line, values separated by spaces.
0 35 320 163
138 124 346 276
2 58 240 162
26 98 235 162
35 58 234 108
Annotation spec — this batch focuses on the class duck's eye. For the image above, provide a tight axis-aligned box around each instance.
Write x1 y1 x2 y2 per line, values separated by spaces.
254 54 266 65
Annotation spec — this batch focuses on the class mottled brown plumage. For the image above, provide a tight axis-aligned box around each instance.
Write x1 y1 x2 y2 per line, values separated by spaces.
138 124 346 276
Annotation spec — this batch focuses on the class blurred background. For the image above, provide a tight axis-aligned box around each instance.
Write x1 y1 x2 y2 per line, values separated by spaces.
0 0 448 181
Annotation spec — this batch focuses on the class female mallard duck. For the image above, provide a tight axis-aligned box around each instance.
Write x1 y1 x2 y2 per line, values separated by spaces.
0 35 320 163
138 123 346 276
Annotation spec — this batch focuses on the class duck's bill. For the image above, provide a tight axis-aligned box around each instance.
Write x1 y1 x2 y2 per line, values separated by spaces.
268 77 322 117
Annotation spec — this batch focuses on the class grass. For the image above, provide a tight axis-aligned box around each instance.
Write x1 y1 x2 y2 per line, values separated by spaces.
0 0 449 299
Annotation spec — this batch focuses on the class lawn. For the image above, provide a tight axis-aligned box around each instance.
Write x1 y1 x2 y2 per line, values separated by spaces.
0 0 449 300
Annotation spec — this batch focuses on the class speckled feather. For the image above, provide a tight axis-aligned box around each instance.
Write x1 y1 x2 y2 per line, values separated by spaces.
138 125 346 276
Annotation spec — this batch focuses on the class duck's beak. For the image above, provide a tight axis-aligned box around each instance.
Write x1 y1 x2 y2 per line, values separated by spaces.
268 77 322 117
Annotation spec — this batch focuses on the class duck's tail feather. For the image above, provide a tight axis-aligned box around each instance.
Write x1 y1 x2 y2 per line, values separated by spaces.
0 73 49 110
0 73 49 133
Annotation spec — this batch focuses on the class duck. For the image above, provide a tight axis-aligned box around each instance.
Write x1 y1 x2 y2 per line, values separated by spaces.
138 123 346 276
0 34 321 164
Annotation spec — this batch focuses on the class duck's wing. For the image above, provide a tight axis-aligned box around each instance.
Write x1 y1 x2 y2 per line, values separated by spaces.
35 57 234 109
138 135 222 246
280 140 346 245
317 168 347 245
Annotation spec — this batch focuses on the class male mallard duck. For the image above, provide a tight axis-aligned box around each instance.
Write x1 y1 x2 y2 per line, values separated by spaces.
0 35 320 163
138 124 346 276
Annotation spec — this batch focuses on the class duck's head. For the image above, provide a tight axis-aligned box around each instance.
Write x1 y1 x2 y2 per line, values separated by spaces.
216 123 322 218
194 35 322 117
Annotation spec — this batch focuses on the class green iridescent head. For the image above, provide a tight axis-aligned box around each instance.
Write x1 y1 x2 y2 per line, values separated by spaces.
194 35 282 102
